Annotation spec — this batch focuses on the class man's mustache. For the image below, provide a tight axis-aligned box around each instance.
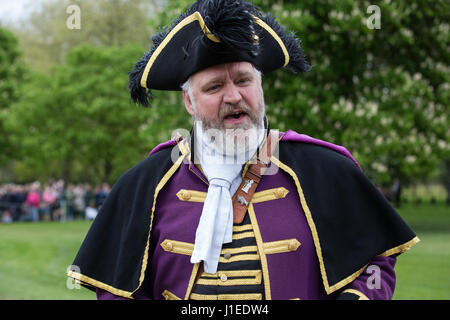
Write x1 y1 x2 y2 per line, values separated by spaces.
219 103 255 123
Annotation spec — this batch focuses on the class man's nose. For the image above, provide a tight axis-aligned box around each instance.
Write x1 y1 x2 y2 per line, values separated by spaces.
223 83 242 105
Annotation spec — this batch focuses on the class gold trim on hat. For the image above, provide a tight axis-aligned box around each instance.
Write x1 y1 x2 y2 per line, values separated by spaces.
140 11 220 88
252 15 289 67
140 12 291 89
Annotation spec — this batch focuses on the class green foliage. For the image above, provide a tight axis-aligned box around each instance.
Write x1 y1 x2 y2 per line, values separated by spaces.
12 0 156 73
6 44 188 184
0 27 25 166
253 0 449 186
0 28 24 109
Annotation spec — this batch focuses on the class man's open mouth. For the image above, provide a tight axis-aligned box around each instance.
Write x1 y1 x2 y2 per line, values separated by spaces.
224 111 247 120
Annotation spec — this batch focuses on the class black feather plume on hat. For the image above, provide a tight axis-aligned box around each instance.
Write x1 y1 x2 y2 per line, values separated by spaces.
258 12 311 74
201 0 259 56
129 49 153 107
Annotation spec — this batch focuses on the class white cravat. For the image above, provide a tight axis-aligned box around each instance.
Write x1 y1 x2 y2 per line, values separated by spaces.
190 121 265 273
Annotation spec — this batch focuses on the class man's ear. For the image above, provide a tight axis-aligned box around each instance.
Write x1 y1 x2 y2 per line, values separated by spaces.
182 91 195 116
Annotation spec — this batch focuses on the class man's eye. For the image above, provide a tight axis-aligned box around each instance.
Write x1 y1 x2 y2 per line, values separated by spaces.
237 78 251 84
206 84 221 92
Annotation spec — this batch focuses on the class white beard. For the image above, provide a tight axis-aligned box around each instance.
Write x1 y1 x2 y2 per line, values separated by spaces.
194 119 265 165
192 95 266 163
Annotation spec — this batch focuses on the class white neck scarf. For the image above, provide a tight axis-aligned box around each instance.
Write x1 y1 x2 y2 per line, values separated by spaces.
190 121 265 273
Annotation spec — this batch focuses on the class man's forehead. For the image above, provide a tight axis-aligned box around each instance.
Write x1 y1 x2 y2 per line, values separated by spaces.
192 61 255 83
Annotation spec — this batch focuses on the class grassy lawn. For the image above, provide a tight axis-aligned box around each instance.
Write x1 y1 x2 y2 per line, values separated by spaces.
393 202 450 299
0 221 95 300
393 231 450 299
0 202 448 300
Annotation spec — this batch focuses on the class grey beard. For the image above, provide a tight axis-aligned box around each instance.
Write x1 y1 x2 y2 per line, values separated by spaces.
193 101 265 159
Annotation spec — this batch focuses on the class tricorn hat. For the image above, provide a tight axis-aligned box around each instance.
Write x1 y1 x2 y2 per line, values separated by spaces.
129 0 311 106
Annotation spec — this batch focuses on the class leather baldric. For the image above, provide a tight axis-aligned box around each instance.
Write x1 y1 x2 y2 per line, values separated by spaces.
232 130 279 224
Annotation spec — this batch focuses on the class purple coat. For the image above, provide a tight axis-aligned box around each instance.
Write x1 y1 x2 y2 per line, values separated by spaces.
70 130 418 300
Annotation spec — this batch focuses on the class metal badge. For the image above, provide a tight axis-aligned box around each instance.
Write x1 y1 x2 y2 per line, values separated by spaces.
237 195 249 206
241 179 254 194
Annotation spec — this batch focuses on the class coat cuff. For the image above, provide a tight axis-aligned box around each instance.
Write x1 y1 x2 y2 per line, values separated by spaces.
337 289 370 300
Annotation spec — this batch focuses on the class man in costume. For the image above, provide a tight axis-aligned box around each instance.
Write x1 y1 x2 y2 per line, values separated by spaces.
68 0 419 300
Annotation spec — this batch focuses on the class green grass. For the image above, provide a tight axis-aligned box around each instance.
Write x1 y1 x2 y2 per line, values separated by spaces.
393 202 450 299
393 232 450 299
0 202 448 300
396 201 450 233
0 221 95 300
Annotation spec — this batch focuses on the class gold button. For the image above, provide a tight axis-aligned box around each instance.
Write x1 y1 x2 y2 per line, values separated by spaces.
224 252 232 260
288 240 297 251
274 188 285 199
220 274 228 282
165 242 173 251
181 191 191 201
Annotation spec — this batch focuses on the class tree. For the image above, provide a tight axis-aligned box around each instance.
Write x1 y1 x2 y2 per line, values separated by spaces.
12 0 159 73
254 0 449 186
6 44 188 184
0 27 25 168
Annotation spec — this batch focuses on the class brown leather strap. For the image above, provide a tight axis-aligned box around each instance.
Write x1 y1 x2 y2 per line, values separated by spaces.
232 131 279 224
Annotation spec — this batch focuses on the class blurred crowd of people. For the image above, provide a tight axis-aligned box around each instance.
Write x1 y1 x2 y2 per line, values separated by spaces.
0 179 111 224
